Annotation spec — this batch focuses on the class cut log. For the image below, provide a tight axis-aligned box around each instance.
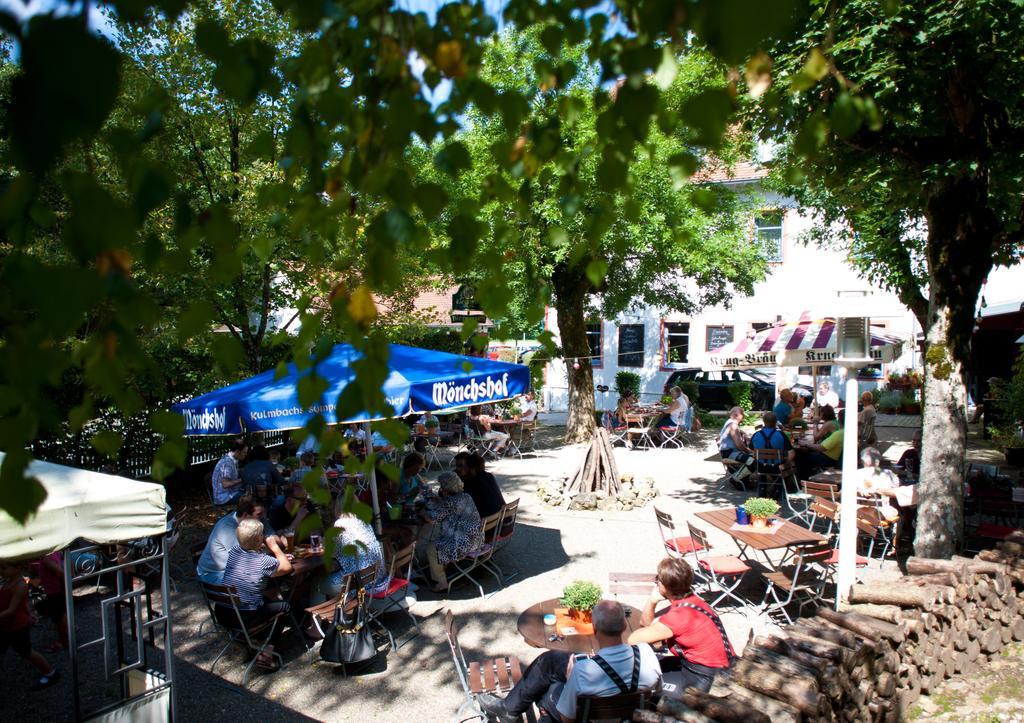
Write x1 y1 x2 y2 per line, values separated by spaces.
906 556 969 578
659 688 770 723
793 617 864 652
708 679 800 723
773 629 853 666
729 658 825 716
848 582 941 608
635 709 712 723
951 554 1009 576
981 627 1003 654
818 608 904 643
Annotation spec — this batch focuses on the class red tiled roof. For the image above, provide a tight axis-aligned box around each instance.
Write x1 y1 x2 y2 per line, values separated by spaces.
692 160 768 184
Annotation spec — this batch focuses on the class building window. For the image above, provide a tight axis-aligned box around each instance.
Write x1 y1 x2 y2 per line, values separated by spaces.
586 322 603 369
754 212 784 263
705 325 734 352
662 322 690 368
617 324 645 367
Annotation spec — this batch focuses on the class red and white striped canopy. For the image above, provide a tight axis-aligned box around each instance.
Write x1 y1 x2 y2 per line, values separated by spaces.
706 314 906 370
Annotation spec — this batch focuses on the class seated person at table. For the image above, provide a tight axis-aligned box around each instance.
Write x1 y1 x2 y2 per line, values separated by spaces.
796 409 845 479
220 519 293 670
311 512 390 605
416 410 440 431
520 391 539 422
614 394 635 427
292 452 325 486
750 412 796 498
468 405 509 454
455 452 506 519
773 389 795 425
241 444 286 499
858 391 878 445
659 386 690 430
719 407 754 490
897 429 922 479
211 438 248 506
420 472 484 593
856 447 914 521
197 496 277 584
478 600 662 723
818 380 841 409
268 483 313 532
396 452 426 505
627 558 734 693
813 404 839 442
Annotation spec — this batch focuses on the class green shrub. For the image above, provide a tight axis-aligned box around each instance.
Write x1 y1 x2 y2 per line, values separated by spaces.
728 381 754 412
879 391 903 411
614 371 641 399
697 410 718 429
560 580 603 612
743 497 780 519
679 380 699 404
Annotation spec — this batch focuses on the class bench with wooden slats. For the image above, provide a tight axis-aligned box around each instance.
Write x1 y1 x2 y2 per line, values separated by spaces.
608 571 656 598
467 655 522 695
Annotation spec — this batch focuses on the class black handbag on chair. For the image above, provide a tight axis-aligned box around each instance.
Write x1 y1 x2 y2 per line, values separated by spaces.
318 588 378 666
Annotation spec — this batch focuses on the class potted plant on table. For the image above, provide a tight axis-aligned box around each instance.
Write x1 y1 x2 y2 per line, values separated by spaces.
560 580 603 623
743 497 781 530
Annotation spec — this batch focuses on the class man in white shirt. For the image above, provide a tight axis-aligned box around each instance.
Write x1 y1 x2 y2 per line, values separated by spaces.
818 380 841 410
477 600 661 722
520 391 539 422
211 438 248 505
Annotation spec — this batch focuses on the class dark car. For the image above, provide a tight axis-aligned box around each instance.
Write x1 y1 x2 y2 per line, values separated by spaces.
663 368 812 411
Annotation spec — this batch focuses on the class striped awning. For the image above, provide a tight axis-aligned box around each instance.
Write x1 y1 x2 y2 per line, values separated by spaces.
706 314 906 370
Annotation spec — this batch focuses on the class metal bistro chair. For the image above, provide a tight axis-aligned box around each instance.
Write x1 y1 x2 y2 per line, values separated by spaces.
759 542 835 625
443 610 534 723
448 510 504 596
653 507 709 587
624 414 655 449
201 581 288 687
488 499 521 583
367 542 420 649
686 522 753 612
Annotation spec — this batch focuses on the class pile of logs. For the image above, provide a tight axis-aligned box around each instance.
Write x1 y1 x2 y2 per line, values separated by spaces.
561 427 621 503
634 545 1024 723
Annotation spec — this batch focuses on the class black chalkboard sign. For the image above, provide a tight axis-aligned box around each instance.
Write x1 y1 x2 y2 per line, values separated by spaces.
705 325 734 352
618 324 645 367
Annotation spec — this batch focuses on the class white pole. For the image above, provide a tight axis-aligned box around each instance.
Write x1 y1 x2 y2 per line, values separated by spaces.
365 420 382 535
835 375 861 605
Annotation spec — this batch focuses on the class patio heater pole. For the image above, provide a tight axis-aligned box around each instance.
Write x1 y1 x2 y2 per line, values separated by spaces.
833 307 873 606
835 374 861 605
365 420 383 535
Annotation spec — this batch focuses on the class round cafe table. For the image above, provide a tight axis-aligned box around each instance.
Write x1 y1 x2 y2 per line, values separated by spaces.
517 599 642 654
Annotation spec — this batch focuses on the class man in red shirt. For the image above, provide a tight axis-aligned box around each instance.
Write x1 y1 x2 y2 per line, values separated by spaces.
627 557 734 693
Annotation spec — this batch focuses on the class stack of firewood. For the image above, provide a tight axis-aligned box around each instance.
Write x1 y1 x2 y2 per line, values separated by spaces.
633 546 1024 723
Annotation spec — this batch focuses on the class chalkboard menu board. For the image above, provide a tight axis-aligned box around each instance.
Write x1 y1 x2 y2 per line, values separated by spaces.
705 325 734 352
618 324 645 367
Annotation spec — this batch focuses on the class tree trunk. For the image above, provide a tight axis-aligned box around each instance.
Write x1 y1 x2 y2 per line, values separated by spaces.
552 262 596 443
915 170 997 558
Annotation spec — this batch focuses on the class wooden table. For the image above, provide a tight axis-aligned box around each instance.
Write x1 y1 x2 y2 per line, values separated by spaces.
695 508 827 568
809 468 843 484
517 599 642 654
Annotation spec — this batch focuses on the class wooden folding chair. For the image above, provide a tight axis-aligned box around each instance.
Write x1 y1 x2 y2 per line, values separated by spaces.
575 689 655 722
201 581 287 687
759 542 834 624
608 571 656 599
443 610 534 722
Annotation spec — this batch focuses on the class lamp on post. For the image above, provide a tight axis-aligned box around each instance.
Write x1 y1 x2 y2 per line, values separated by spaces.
833 292 875 607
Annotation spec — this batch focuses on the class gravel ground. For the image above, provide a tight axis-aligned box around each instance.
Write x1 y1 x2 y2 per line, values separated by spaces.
9 418 1015 722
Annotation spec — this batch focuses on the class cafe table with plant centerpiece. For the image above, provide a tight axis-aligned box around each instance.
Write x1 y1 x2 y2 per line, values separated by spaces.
516 580 641 654
696 499 827 570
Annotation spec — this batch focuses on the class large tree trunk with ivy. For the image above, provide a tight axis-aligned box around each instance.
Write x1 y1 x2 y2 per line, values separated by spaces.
914 174 998 558
553 262 596 443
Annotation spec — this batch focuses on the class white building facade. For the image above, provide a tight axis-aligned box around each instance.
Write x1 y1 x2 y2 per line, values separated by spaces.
541 175 925 412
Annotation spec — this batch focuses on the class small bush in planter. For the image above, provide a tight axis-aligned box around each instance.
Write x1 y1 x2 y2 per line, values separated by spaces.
614 371 641 399
679 380 699 404
560 580 603 614
879 391 902 413
743 497 780 521
728 381 755 412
